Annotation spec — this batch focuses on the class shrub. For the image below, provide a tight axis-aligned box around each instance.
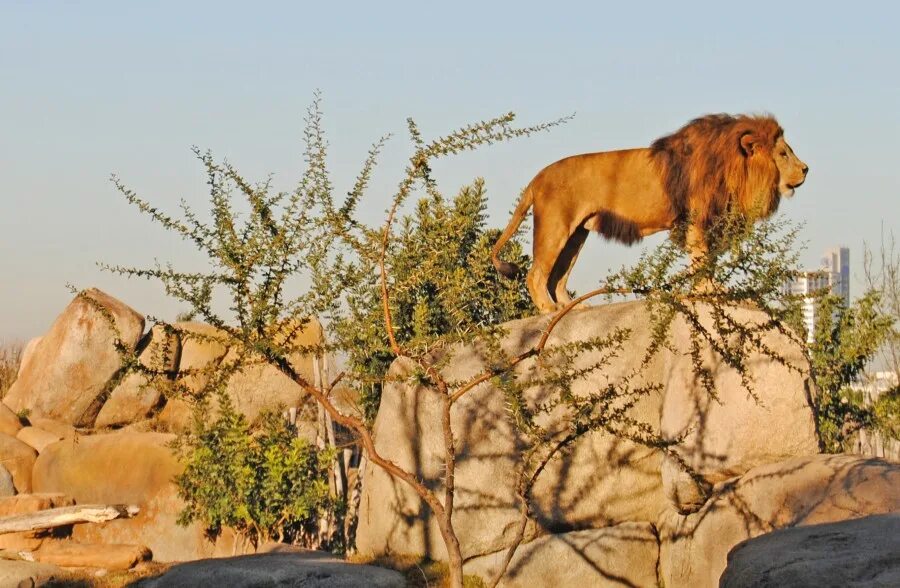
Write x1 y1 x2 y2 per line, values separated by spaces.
172 392 338 549
809 291 894 452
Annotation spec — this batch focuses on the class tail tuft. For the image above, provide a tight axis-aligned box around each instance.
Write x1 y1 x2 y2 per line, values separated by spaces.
493 259 521 279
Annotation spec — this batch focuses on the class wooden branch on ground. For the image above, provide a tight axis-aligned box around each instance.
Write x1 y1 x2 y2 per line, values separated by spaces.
0 504 140 535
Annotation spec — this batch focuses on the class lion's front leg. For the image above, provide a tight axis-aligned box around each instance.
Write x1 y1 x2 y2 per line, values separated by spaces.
686 224 718 293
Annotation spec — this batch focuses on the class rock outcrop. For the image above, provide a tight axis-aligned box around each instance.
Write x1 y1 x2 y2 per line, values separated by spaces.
356 301 818 563
8 288 897 586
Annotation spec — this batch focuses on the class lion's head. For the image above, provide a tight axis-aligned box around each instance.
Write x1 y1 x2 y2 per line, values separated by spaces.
651 113 808 230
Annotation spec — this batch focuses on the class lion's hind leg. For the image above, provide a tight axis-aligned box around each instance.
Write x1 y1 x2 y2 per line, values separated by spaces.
528 220 575 313
550 226 589 307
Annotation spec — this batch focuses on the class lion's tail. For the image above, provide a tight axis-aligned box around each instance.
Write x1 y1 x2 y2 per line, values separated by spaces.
491 188 534 279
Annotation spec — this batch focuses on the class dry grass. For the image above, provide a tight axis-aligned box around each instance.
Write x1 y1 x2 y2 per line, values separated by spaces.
40 562 170 587
0 341 23 399
348 553 487 588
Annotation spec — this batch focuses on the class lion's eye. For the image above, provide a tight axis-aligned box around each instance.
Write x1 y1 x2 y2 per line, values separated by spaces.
780 152 788 159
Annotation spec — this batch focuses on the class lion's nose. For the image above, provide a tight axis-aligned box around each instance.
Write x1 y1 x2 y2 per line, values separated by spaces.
801 163 809 175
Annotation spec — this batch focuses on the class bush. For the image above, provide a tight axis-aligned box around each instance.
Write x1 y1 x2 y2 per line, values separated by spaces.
872 388 900 440
172 392 338 549
808 291 894 452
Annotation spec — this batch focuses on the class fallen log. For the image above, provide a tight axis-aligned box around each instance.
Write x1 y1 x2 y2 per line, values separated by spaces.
0 504 140 534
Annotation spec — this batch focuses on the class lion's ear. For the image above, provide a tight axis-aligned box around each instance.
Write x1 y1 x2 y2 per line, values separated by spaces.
739 132 757 156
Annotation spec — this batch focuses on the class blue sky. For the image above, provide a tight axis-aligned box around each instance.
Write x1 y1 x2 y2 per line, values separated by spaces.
2 1 898 339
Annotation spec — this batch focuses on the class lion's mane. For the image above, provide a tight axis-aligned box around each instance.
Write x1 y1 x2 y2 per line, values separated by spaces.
650 114 783 237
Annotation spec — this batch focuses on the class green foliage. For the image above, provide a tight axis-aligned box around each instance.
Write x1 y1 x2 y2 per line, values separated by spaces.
872 388 900 440
332 179 534 420
809 291 895 452
173 392 337 547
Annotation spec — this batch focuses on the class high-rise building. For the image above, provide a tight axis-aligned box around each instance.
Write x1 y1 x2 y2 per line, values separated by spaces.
784 246 850 343
821 246 851 307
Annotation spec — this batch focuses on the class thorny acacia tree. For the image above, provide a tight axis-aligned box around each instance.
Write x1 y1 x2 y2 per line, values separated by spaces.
105 98 569 586
104 97 812 587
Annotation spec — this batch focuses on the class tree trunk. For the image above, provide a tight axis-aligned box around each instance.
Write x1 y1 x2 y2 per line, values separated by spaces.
435 513 464 588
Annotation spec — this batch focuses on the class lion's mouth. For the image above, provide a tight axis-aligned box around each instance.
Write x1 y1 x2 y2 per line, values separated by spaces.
782 178 804 197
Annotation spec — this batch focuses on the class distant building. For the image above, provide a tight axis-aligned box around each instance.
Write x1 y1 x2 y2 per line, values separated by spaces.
784 246 850 343
851 370 898 404
821 246 851 306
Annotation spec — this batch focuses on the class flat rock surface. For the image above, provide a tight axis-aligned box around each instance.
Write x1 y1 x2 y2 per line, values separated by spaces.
721 513 900 587
135 551 405 588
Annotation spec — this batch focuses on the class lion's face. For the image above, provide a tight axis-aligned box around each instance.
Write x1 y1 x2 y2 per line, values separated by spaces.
773 136 808 197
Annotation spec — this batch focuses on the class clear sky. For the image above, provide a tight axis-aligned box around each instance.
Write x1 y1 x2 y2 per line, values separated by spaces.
2 1 898 340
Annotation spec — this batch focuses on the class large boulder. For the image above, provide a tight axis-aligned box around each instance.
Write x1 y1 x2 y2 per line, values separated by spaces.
356 301 817 562
26 417 75 440
15 426 62 453
3 288 145 426
152 321 228 432
464 523 660 588
135 551 405 588
0 432 37 492
660 305 819 512
214 318 324 424
95 324 181 428
156 319 323 432
658 454 900 588
720 513 900 587
32 432 233 561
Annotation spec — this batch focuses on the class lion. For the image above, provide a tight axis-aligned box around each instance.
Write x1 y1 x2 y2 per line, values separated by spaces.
491 113 809 313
